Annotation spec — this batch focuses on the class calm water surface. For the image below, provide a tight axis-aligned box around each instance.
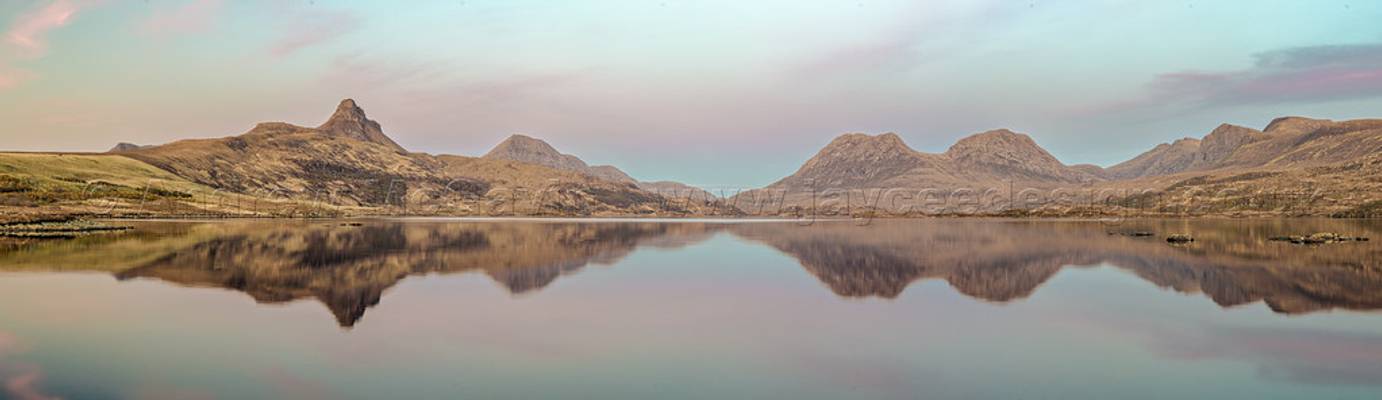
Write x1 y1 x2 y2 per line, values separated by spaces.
1 219 1380 399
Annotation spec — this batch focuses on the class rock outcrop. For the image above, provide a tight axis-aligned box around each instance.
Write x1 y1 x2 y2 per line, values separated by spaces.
315 99 406 152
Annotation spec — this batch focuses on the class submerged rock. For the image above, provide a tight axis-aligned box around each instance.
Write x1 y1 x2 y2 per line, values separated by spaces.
1166 234 1195 243
1270 232 1369 245
1109 231 1155 237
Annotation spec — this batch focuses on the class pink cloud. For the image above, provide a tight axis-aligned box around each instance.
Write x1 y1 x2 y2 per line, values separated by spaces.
1093 43 1382 114
1 0 99 91
270 9 361 57
4 0 82 58
139 0 223 36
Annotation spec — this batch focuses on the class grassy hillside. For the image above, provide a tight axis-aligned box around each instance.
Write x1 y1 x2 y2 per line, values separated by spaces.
0 152 342 221
0 152 209 198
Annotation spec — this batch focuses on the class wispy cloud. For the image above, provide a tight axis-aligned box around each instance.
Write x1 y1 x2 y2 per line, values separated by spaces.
788 1 1009 80
138 0 223 36
1106 43 1382 112
4 0 84 58
1 0 98 91
270 8 361 57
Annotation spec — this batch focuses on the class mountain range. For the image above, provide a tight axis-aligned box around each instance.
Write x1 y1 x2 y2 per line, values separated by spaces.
734 117 1382 217
1 98 1380 219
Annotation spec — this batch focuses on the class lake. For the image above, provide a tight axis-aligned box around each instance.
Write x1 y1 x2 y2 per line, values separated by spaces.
1 218 1380 399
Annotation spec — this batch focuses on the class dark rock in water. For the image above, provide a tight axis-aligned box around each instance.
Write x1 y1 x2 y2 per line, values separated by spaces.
1275 232 1369 245
1166 234 1195 243
1109 231 1155 237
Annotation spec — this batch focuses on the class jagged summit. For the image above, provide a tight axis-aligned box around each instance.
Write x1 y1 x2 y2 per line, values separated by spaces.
1197 124 1265 165
315 99 405 152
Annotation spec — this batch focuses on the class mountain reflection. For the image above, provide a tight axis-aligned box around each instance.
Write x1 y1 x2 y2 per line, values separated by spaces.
1 219 1379 327
729 220 1382 313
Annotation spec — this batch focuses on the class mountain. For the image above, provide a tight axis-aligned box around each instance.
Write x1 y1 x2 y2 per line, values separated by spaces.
769 133 945 189
7 97 1382 218
115 99 701 216
1105 137 1201 179
771 130 1099 191
108 142 152 152
482 134 603 177
315 99 405 152
741 116 1382 216
1109 118 1382 179
1095 117 1382 217
943 129 1103 183
482 134 718 201
736 130 1101 213
1107 123 1265 179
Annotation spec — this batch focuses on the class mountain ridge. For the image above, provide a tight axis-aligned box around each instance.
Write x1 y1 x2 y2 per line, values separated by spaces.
108 99 709 216
6 98 1382 218
481 134 718 201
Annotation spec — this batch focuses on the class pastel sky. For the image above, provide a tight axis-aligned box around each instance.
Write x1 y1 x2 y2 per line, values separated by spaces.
2 0 1381 187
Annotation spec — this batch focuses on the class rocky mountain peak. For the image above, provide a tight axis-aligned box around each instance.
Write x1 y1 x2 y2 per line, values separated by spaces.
944 129 1074 180
316 99 405 152
769 132 934 189
950 129 1110 183
814 132 917 161
945 129 1041 155
1198 123 1264 164
483 134 591 171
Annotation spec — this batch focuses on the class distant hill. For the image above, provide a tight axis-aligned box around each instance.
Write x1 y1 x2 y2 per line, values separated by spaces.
482 134 718 202
483 134 637 183
107 142 153 152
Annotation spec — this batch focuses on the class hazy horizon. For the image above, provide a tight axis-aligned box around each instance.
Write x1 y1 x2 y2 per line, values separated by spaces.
3 0 1381 187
